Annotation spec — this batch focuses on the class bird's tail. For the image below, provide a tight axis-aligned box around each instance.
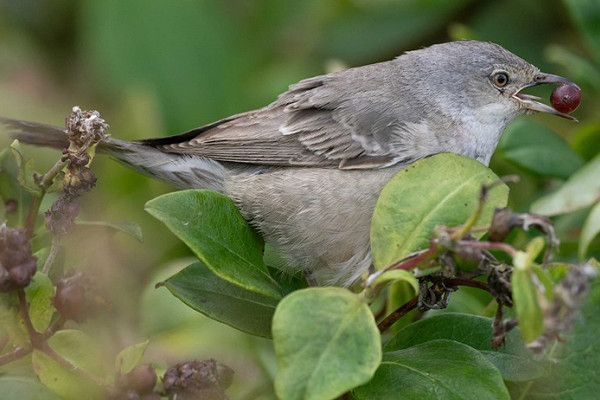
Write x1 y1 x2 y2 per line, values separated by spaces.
0 117 227 192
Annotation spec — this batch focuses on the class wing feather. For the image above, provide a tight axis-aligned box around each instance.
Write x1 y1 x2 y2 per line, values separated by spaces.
149 62 404 169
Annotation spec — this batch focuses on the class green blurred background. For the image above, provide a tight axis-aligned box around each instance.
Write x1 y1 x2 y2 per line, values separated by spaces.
1 0 599 398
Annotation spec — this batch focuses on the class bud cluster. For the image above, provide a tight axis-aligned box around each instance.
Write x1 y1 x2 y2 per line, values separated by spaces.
0 225 37 292
163 359 234 400
45 107 109 235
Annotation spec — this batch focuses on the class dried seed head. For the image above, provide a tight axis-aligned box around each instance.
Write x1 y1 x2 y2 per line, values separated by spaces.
0 225 37 291
163 359 233 400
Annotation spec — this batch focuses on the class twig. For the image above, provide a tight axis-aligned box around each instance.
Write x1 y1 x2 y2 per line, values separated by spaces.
25 196 42 238
0 334 8 351
17 289 44 348
23 158 69 239
43 316 66 340
0 346 29 366
16 290 104 386
42 236 61 275
445 278 490 292
39 158 68 190
387 244 439 272
378 296 419 333
455 240 517 256
377 278 492 333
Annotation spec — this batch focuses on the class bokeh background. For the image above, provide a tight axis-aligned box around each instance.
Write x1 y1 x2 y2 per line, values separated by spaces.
1 0 599 398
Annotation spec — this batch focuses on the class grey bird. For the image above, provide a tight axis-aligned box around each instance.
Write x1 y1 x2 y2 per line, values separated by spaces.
1 40 579 285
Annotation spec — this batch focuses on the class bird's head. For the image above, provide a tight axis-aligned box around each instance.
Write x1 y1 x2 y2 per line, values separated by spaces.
407 41 579 122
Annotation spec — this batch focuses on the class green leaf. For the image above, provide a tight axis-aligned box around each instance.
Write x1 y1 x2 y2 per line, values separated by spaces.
160 262 278 338
24 273 56 332
0 293 28 348
384 313 545 382
372 269 419 293
571 122 600 161
0 147 31 223
0 376 63 400
580 201 600 259
564 0 600 63
354 340 510 400
321 0 473 64
496 119 584 178
531 264 555 301
512 263 544 342
115 340 150 375
32 330 106 400
145 190 282 299
371 153 508 269
46 330 106 375
76 220 143 242
273 287 381 400
508 278 600 398
531 153 600 216
9 140 42 196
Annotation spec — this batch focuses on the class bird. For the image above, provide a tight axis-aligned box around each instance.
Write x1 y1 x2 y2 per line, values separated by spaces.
1 40 579 286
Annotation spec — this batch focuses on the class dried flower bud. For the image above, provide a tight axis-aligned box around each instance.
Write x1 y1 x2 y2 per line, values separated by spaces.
65 106 109 149
0 225 37 292
45 196 80 236
163 359 233 400
63 166 97 195
53 270 105 322
127 364 157 395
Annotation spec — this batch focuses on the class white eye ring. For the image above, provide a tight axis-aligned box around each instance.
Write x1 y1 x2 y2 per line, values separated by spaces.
492 72 509 88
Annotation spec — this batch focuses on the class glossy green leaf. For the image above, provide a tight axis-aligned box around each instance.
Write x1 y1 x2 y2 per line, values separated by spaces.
273 287 381 400
384 313 545 382
531 153 600 216
25 273 56 332
371 153 508 269
354 340 510 400
32 330 106 400
115 340 149 375
160 262 278 338
496 119 584 178
580 201 600 259
0 377 63 400
512 256 544 342
145 190 282 299
76 220 143 242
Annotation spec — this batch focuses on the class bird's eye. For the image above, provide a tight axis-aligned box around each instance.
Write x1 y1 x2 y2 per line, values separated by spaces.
492 72 509 88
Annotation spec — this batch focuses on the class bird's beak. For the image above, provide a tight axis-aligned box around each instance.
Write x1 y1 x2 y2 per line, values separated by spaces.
512 73 579 121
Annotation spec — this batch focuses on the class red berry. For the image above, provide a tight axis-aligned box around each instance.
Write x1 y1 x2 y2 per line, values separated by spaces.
550 84 581 114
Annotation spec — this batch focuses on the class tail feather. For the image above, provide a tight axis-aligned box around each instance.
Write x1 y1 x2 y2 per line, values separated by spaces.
0 117 69 149
0 116 227 192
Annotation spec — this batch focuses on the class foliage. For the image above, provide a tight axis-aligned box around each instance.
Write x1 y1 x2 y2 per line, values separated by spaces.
1 0 600 399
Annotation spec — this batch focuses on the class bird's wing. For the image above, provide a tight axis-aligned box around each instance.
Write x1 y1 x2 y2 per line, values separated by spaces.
145 66 407 169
